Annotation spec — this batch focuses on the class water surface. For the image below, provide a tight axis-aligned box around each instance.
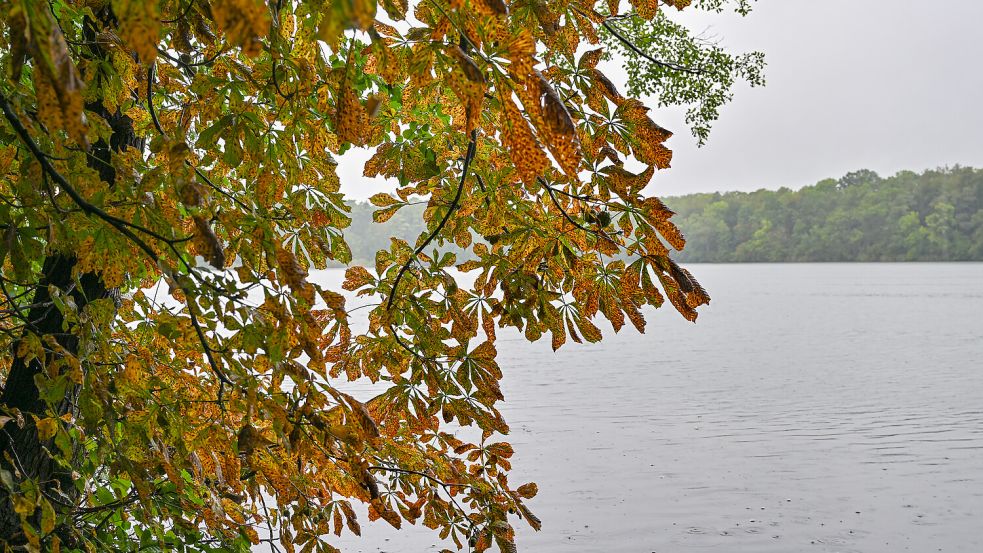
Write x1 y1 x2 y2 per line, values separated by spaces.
316 263 983 553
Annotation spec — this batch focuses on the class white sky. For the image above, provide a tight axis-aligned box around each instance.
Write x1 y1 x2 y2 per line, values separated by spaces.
338 1 983 200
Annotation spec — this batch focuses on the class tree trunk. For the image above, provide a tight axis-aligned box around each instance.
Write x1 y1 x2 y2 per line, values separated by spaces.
0 8 139 541
0 256 108 541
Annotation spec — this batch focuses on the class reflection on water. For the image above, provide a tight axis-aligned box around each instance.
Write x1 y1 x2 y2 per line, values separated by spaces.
310 263 983 553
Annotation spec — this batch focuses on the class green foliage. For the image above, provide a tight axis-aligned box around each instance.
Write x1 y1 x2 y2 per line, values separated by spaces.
668 167 983 262
603 4 766 144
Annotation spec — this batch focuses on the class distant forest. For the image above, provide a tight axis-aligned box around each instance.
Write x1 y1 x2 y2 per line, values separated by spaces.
338 167 983 265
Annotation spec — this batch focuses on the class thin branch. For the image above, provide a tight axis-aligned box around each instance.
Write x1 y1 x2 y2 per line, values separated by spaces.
185 47 228 67
147 64 167 137
548 182 598 203
161 0 197 24
600 20 704 76
193 166 251 212
369 461 478 537
474 173 491 208
386 131 476 310
387 322 438 363
258 493 283 553
539 177 597 234
368 464 472 491
187 298 233 390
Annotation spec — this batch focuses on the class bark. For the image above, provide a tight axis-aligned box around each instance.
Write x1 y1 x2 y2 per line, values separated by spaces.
0 257 108 541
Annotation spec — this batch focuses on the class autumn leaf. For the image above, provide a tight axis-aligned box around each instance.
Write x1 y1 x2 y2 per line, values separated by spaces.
516 482 538 498
18 5 88 146
630 0 661 20
501 98 549 185
211 0 269 56
373 204 402 223
36 417 58 440
343 266 375 291
113 0 161 63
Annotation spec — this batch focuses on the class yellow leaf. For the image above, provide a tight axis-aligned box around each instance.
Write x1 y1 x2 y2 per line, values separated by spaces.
24 9 87 146
36 417 58 441
501 98 549 185
655 220 686 251
12 494 35 516
602 165 654 200
40 498 55 534
620 99 674 168
369 500 401 529
537 74 582 176
369 193 401 207
372 205 402 223
243 526 260 545
342 266 374 291
629 0 660 19
211 0 270 57
113 0 161 63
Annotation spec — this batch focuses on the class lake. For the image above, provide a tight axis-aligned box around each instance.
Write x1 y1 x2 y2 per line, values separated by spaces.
310 263 983 553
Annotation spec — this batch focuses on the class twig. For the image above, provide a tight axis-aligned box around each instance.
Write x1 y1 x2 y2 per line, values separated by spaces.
161 0 197 24
386 131 476 310
539 177 597 234
600 20 704 75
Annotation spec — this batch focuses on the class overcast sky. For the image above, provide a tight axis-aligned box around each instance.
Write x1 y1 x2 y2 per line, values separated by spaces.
339 1 983 199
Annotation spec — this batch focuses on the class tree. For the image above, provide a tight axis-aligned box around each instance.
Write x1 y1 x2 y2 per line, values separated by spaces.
0 1 759 550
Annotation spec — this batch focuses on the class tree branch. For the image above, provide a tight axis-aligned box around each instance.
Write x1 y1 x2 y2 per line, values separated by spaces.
0 94 161 262
601 20 704 76
386 131 476 310
2 93 232 403
539 177 598 234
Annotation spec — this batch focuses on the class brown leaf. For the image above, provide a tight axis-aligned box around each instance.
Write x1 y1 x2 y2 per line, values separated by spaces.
655 220 686 251
629 0 660 19
580 48 604 70
602 164 654 200
535 73 582 176
620 99 673 168
192 215 225 269
369 499 402 529
336 49 375 145
25 9 87 146
479 0 509 16
211 0 270 57
501 98 549 184
237 423 272 455
516 482 538 498
343 266 374 291
115 0 161 63
589 68 622 103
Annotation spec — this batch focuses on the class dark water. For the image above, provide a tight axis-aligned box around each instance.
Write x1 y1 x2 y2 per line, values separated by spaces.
311 263 983 553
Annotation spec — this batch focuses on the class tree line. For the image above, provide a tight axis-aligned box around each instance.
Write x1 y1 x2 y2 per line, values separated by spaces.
669 167 983 262
341 167 983 265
